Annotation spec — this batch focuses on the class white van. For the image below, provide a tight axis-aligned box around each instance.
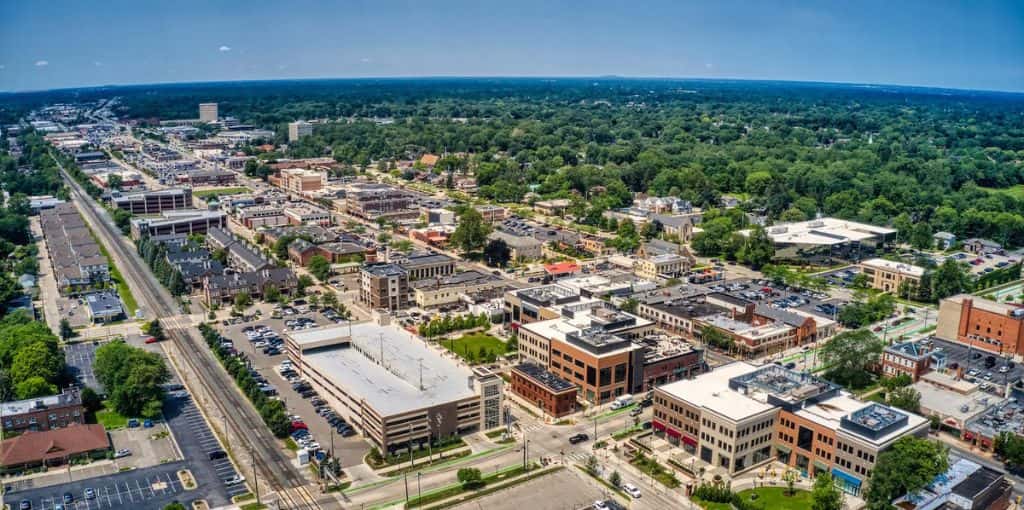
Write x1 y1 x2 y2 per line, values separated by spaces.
610 394 633 410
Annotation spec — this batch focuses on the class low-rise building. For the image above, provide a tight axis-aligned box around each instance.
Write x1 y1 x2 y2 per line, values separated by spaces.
360 264 410 311
238 205 288 229
411 270 504 309
203 268 297 305
858 258 925 293
653 362 929 495
207 227 272 272
112 188 193 215
284 322 503 453
0 424 110 470
130 210 227 239
84 291 124 323
963 238 1002 255
0 390 84 433
510 363 578 418
892 457 1012 510
534 199 571 217
344 183 418 222
288 121 313 142
935 295 1024 357
397 252 456 281
634 253 690 281
487 230 543 261
283 203 331 227
882 340 947 381
934 231 956 250
276 168 326 194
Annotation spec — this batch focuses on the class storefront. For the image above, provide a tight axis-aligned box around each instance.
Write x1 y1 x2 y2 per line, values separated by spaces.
831 468 862 496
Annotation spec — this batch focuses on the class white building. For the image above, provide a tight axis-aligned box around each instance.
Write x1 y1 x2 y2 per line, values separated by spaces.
199 103 218 123
288 121 313 142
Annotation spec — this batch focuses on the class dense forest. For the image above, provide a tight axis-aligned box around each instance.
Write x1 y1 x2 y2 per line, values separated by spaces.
4 78 1024 246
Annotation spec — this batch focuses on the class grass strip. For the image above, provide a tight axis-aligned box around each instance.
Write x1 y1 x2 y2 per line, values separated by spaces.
403 463 533 509
574 464 626 497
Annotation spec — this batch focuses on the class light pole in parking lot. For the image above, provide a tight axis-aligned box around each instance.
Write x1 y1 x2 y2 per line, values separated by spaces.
249 444 260 505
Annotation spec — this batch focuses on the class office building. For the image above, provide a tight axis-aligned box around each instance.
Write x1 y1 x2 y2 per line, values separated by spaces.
276 168 326 194
283 203 331 226
653 362 928 495
0 424 110 470
510 363 578 418
284 322 504 453
84 291 124 323
0 389 84 433
343 183 418 221
130 210 227 239
487 230 543 261
359 264 410 311
858 258 925 293
288 121 313 142
745 217 896 262
112 188 193 215
199 103 218 123
396 252 456 281
411 270 505 309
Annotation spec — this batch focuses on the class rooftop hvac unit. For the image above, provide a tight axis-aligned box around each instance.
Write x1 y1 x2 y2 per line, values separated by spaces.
769 226 788 235
808 220 825 228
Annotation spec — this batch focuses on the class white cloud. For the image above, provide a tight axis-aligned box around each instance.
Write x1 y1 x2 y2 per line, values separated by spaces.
705 63 713 69
0 65 5 70
94 61 103 67
219 45 232 52
35 60 49 67
360 57 372 63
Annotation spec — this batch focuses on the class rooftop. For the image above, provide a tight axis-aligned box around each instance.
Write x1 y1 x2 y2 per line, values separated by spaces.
363 263 408 278
966 397 1024 439
754 217 896 246
0 390 81 417
729 364 840 409
860 258 926 278
658 361 775 421
513 363 576 393
298 323 479 416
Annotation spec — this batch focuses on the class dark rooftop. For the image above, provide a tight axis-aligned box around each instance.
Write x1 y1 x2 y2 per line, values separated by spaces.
514 363 576 393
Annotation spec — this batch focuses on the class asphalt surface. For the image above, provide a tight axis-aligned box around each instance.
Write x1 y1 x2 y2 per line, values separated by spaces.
163 393 248 501
64 341 104 394
10 462 198 510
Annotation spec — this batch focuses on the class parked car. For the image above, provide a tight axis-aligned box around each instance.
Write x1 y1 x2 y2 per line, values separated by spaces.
623 483 641 498
113 448 132 458
208 450 228 460
84 488 96 500
224 475 246 486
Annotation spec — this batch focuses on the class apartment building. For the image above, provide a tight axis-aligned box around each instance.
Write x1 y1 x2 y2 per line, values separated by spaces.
288 121 313 142
202 268 297 305
344 183 418 221
112 188 193 215
398 252 456 281
238 205 288 229
936 294 1024 357
882 340 948 381
277 168 326 194
285 322 504 453
199 103 218 122
653 363 928 496
39 203 109 294
858 258 925 293
207 227 272 272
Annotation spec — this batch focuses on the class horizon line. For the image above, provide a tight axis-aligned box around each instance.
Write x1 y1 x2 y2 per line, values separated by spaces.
2 74 1023 97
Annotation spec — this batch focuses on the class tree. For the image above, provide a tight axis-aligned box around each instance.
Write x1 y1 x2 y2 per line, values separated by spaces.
888 386 922 414
146 319 166 342
994 431 1024 470
910 222 933 250
700 325 734 351
865 436 948 509
782 468 799 496
106 173 123 191
94 341 170 418
10 341 64 387
457 467 485 489
735 225 775 269
297 275 314 295
811 472 843 510
15 376 57 399
59 318 74 341
163 504 187 510
930 259 971 301
451 207 492 253
585 454 599 475
234 291 251 309
264 284 281 303
112 208 132 234
307 255 331 281
819 329 884 389
483 239 512 267
609 470 622 488
81 386 102 413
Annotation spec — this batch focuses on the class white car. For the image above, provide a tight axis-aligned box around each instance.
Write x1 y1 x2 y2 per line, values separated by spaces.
623 483 641 498
224 475 245 486
593 501 609 510
113 448 132 458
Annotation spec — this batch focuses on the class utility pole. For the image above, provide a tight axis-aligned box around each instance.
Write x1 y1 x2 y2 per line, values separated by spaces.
250 445 260 505
404 471 409 506
417 472 422 504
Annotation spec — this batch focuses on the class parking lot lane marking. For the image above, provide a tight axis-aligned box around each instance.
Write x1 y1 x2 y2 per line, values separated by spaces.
125 481 135 503
116 483 124 505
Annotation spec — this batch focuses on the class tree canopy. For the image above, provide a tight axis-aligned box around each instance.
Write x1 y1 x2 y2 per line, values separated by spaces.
819 329 885 389
865 436 949 509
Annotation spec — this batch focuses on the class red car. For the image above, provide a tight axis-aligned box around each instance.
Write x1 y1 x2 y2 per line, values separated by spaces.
144 336 158 344
290 421 308 432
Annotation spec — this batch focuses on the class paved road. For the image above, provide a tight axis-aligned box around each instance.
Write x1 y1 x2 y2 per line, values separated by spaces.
56 159 332 510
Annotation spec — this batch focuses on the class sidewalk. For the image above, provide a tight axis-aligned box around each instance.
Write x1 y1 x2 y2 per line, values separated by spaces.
29 216 62 334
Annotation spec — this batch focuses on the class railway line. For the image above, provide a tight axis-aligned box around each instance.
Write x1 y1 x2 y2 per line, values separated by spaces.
55 158 328 509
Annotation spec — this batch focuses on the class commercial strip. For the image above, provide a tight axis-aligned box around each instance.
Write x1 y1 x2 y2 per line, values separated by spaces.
652 362 929 496
283 321 503 453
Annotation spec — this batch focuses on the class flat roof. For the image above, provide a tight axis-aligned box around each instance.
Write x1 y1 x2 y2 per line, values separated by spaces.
300 323 478 417
658 362 775 421
860 258 926 277
799 395 928 445
755 217 895 246
914 379 993 423
513 363 576 393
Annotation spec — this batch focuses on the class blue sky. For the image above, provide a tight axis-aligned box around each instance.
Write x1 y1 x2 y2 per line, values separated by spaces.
1 0 1022 92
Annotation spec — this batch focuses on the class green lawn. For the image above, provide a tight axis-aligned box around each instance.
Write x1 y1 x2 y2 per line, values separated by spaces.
694 487 812 510
90 225 139 318
441 333 509 363
192 187 252 199
95 403 129 430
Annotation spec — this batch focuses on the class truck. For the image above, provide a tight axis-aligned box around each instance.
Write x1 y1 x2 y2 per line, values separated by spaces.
610 394 633 410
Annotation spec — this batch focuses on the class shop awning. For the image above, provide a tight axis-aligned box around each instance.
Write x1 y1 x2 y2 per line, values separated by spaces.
652 419 666 432
813 460 829 472
831 468 862 487
666 427 682 439
682 435 698 447
775 444 792 454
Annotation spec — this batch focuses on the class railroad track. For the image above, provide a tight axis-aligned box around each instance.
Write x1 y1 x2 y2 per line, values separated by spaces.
55 159 326 509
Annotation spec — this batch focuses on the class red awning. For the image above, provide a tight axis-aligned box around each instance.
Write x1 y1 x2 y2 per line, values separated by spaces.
652 420 666 432
666 427 682 439
682 435 698 447
963 432 974 440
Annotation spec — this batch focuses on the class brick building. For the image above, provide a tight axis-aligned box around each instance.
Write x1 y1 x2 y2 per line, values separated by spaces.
510 364 578 418
0 390 84 434
936 295 1024 357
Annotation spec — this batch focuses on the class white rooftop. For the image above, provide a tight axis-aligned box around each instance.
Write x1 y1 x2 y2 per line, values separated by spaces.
658 362 775 422
756 217 895 246
859 258 926 278
796 393 929 446
299 323 478 417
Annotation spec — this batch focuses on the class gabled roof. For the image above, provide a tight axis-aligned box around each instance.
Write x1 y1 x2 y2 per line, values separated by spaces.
0 424 109 467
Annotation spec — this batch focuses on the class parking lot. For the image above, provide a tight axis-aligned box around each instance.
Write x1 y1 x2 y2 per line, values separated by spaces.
708 278 846 322
11 464 196 510
928 337 1024 391
218 309 368 468
163 391 248 500
65 341 104 393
